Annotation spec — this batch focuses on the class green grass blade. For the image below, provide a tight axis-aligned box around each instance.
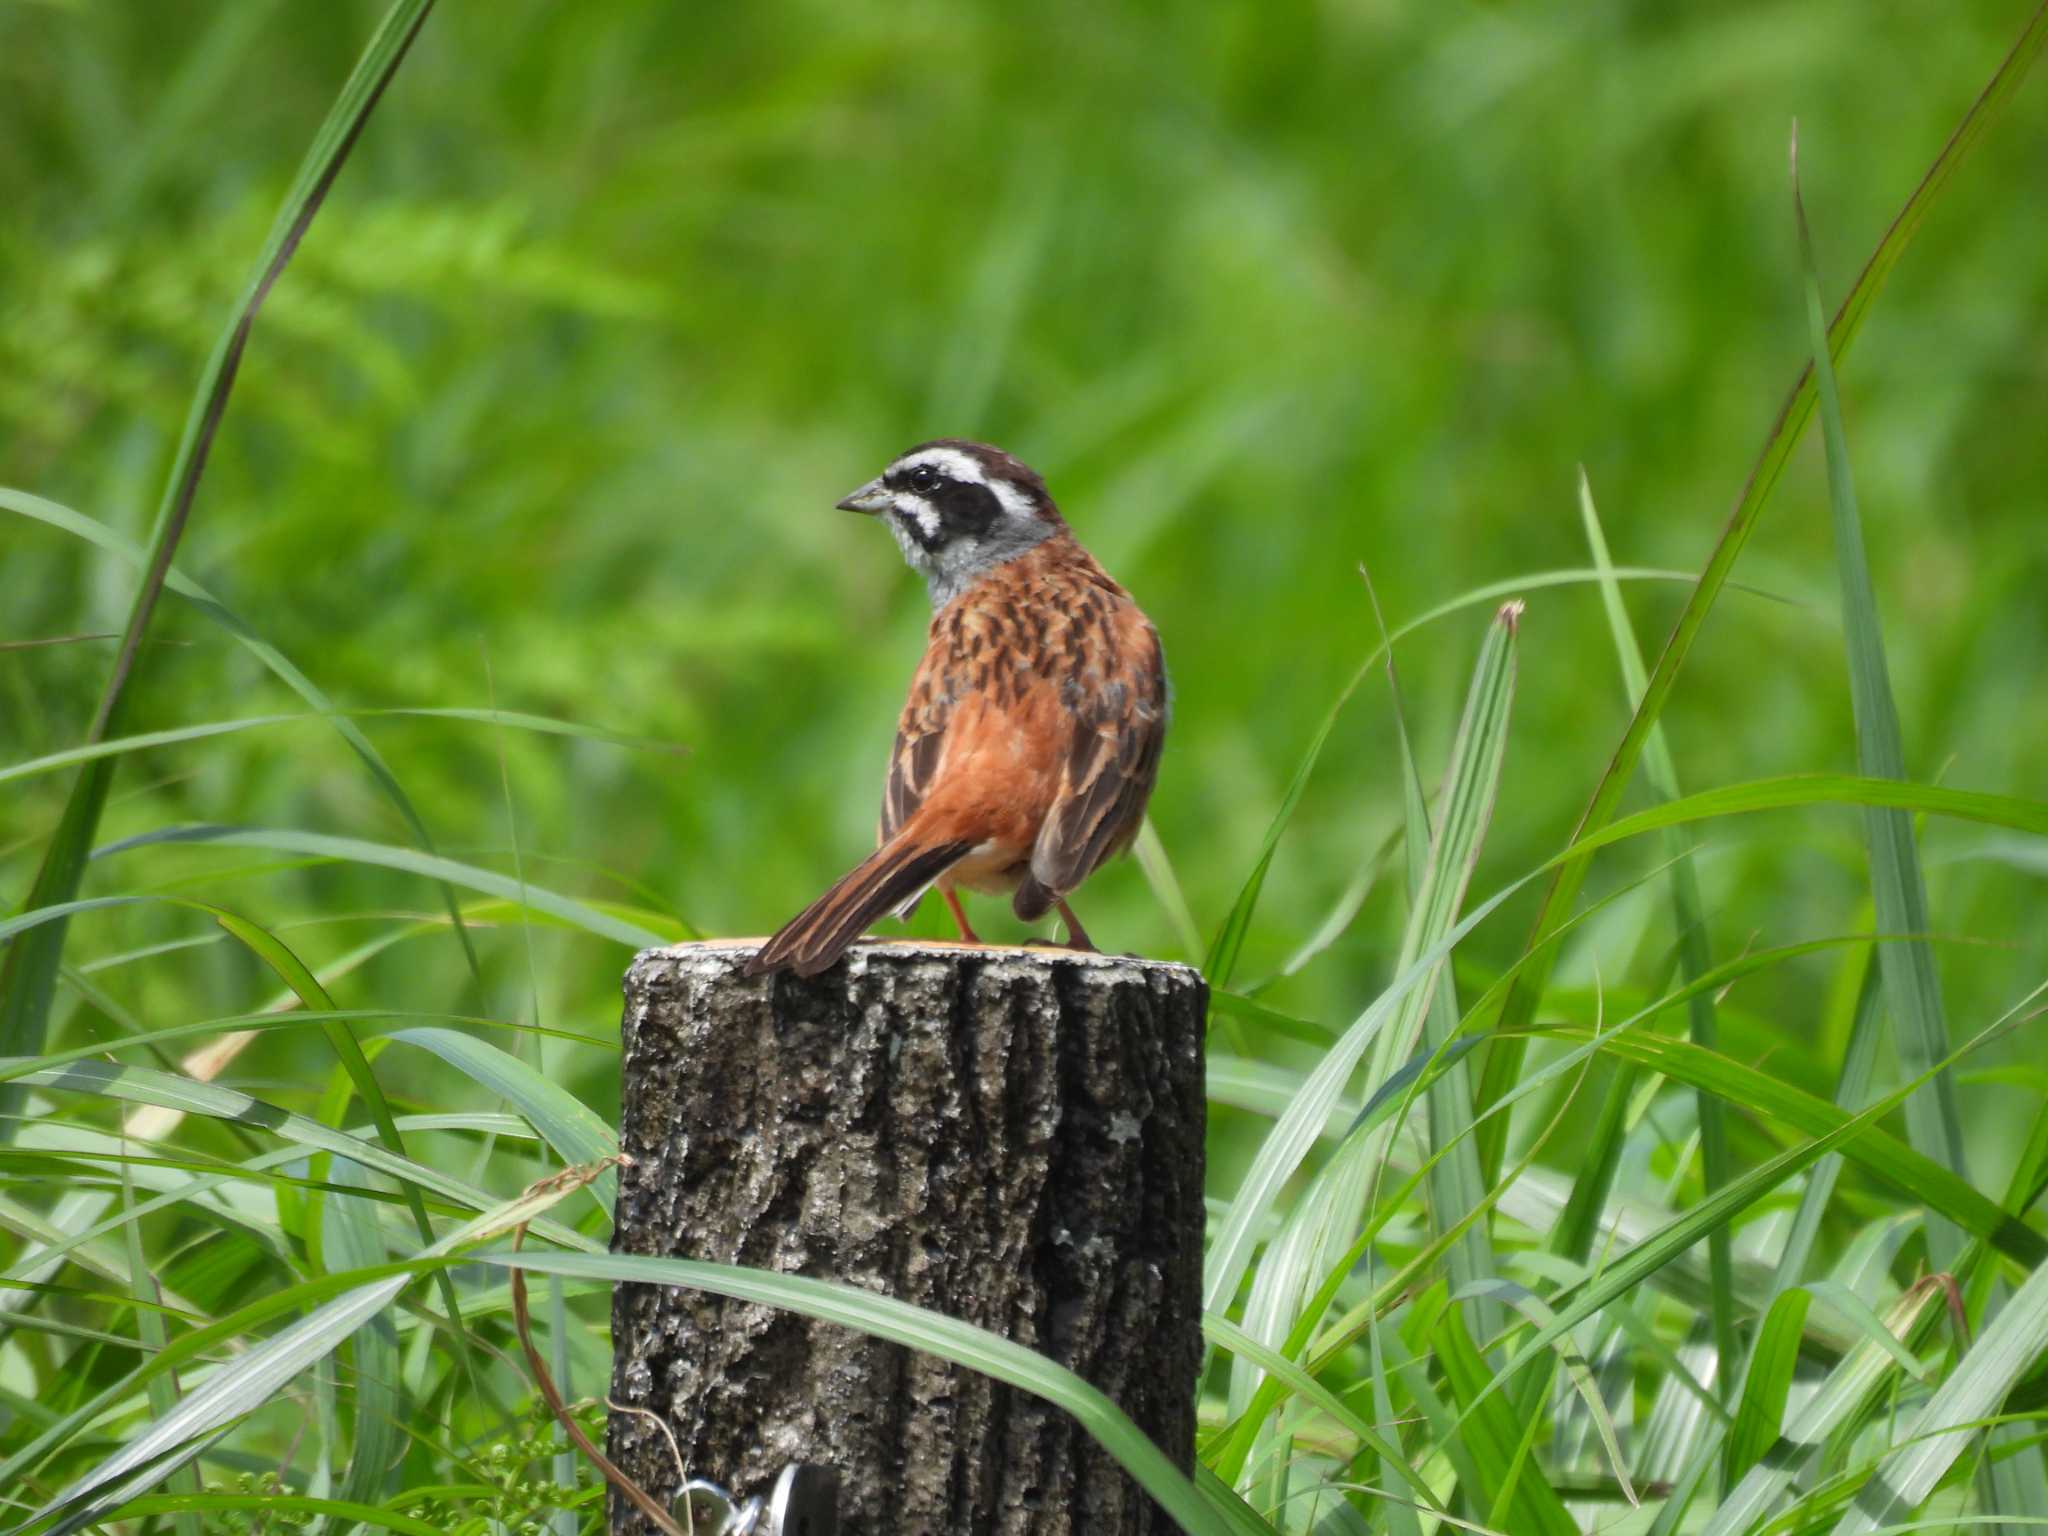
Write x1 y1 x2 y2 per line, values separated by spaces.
1226 605 1518 1505
1828 1257 2048 1535
1203 655 1373 989
2 1060 599 1253
0 0 444 1134
1184 559 1790 994
1794 131 1969 1270
1804 1279 1930 1381
1208 607 1519 1333
1727 1287 1810 1484
1558 772 2048 855
1373 573 1502 1339
91 825 670 948
1463 1003 2031 1430
1547 1025 2044 1266
202 906 479 1364
1377 602 1522 1072
1578 470 1736 1395
0 708 679 790
1202 1314 1447 1516
384 1027 618 1219
322 1162 404 1508
1433 1305 1579 1536
1134 817 1205 962
1772 956 1885 1293
1701 1280 1946 1536
16 1171 593 1535
0 492 569 966
490 1249 1275 1536
1472 0 2048 1184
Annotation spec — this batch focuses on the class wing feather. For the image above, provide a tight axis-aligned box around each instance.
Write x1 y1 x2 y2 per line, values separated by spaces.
1026 619 1168 898
879 644 958 917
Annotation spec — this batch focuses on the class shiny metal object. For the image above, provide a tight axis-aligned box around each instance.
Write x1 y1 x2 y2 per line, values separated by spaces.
767 1462 840 1536
672 1464 837 1536
673 1477 761 1534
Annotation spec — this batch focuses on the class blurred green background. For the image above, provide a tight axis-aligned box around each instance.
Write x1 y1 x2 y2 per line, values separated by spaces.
4 0 2046 1151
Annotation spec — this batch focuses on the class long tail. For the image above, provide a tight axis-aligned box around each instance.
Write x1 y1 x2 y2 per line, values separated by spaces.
744 834 973 978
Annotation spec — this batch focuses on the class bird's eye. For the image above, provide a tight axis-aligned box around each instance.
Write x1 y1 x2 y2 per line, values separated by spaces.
906 465 941 493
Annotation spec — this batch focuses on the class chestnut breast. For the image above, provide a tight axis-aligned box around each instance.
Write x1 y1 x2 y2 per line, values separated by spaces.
881 532 1167 892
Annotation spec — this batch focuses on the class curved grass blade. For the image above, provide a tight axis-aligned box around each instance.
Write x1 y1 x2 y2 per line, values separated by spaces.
1560 773 2048 856
0 493 574 958
487 1249 1275 1536
1203 655 1371 990
1195 565 1770 991
385 1026 618 1219
0 0 446 1137
203 905 478 1369
0 708 680 790
1473 1 2048 1182
1134 818 1204 962
91 825 670 948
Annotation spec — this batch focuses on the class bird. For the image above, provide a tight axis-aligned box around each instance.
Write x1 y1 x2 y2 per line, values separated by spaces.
745 439 1169 978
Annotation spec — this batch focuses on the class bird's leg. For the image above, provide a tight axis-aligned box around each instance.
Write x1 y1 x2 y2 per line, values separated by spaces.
1055 899 1098 953
942 887 982 945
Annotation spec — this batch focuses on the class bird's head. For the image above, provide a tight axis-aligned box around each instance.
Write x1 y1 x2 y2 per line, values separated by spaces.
836 440 1063 606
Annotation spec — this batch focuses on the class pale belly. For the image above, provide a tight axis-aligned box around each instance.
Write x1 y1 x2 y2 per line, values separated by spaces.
938 838 1033 896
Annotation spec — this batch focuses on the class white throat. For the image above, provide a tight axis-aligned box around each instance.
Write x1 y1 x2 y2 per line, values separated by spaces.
887 507 1055 608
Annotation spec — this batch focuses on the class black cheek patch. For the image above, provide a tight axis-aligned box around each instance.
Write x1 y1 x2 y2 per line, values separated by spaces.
937 481 1000 537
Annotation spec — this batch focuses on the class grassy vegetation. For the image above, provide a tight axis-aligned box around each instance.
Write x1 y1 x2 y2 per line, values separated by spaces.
4 0 2048 1531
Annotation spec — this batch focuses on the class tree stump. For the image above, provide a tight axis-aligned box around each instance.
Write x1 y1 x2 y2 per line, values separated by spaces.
607 940 1207 1536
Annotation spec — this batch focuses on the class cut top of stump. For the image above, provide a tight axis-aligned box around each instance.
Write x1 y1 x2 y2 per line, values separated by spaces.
644 938 1202 981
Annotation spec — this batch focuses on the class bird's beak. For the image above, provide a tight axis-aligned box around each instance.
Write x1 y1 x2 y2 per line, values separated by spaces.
835 478 892 515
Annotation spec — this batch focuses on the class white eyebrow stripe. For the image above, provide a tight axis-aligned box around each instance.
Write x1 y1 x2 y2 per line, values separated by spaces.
892 446 986 485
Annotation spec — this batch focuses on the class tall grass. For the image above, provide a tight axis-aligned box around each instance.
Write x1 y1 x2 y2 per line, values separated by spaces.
4 1 2048 1533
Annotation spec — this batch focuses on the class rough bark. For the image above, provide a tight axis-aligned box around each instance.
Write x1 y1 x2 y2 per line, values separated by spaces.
607 940 1207 1536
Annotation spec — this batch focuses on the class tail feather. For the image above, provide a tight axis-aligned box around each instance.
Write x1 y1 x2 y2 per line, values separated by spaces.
745 836 973 977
